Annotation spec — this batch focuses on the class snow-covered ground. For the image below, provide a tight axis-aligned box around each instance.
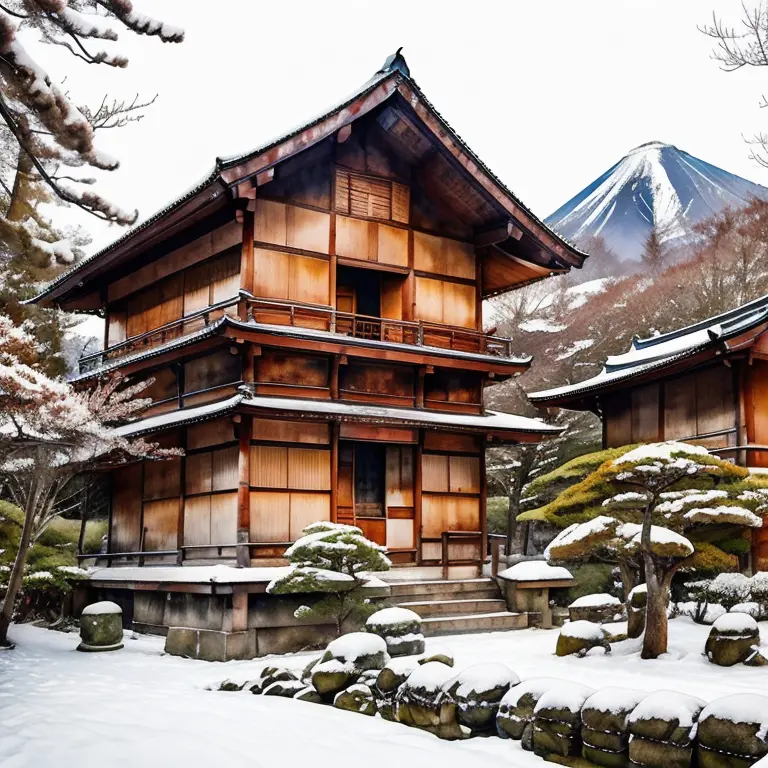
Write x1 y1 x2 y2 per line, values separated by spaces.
2 617 768 768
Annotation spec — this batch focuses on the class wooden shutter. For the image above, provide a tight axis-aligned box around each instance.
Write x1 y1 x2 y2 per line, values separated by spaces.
334 168 409 224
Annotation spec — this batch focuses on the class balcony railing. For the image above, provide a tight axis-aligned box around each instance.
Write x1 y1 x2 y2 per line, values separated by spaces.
245 298 517 358
79 296 519 374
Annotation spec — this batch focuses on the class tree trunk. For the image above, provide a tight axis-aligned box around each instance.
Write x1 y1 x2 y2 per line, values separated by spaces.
0 490 37 647
505 485 518 555
641 575 669 659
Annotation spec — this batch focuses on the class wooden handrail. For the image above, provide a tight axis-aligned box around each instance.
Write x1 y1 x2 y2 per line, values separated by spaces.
440 530 482 579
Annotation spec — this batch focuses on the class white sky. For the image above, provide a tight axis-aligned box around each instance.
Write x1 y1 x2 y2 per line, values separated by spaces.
19 0 768 253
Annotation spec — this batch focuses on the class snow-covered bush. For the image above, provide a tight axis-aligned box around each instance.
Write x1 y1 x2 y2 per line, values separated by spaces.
267 522 391 636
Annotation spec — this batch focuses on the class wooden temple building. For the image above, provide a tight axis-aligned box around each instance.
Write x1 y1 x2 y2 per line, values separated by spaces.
33 51 586 584
529 295 768 569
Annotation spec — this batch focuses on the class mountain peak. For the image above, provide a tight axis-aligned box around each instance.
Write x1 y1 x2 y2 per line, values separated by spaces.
546 142 768 262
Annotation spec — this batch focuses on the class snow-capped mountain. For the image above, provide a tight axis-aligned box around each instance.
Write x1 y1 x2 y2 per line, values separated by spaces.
546 141 768 262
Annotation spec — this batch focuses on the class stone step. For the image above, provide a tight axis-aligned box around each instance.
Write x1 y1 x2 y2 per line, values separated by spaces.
421 611 527 636
388 578 499 599
397 598 508 618
392 588 501 604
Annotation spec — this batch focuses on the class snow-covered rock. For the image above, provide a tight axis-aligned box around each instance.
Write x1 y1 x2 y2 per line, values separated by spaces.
498 561 573 582
496 678 561 741
556 621 610 657
447 663 519 732
698 693 768 765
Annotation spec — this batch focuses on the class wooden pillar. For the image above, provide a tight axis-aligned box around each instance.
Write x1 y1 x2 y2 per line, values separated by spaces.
77 483 90 557
330 422 339 523
329 212 337 311
177 429 187 564
236 415 252 568
330 356 340 400
475 250 483 332
416 366 426 409
479 436 488 578
414 429 423 566
240 206 255 318
404 230 415 321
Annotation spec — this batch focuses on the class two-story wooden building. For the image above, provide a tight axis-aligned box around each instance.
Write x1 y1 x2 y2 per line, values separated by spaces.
34 51 586 580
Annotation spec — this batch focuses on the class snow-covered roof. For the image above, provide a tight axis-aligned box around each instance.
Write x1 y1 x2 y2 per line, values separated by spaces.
530 291 768 403
115 390 562 439
31 51 586 309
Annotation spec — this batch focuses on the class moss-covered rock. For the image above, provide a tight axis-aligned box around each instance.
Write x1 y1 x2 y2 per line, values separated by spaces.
569 593 624 624
249 666 298 694
705 614 761 667
532 681 595 759
394 662 465 740
447 663 519 732
311 660 359 698
419 647 454 667
496 678 560 740
218 679 245 692
263 679 308 698
377 657 422 694
556 621 610 657
366 607 425 657
628 737 694 768
697 693 768 767
77 601 123 652
320 632 390 671
334 683 377 716
294 686 322 704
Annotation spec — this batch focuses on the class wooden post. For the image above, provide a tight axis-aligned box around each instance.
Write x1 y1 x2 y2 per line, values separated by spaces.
490 539 500 578
330 356 340 400
241 207 255 299
177 429 187 564
404 229 415 321
475 249 483 332
479 437 488 578
236 415 252 568
416 366 426 409
77 483 90 556
414 430 423 566
330 422 339 524
329 212 337 314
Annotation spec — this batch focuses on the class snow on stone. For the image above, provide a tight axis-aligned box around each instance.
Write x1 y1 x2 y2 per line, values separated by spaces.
452 663 520 698
628 690 706 728
583 687 648 716
561 621 605 640
367 608 420 629
406 661 457 691
712 613 758 633
498 561 573 582
534 681 596 714
699 693 768 731
628 584 647 599
613 441 708 465
730 602 761 619
81 601 122 616
569 593 621 608
325 632 387 663
499 678 561 708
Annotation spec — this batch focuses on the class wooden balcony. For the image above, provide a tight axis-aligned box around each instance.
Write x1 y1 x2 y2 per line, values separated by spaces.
79 296 519 375
244 298 517 358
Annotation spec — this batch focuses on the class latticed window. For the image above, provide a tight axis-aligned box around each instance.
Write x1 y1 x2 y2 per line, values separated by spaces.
335 168 409 224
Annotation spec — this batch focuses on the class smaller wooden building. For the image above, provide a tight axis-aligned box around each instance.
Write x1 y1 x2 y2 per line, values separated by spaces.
529 294 768 567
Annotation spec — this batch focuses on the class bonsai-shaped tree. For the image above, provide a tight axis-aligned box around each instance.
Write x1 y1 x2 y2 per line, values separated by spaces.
267 521 391 636
545 442 768 659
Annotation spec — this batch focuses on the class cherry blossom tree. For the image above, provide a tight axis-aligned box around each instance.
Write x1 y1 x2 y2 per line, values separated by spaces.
545 442 768 659
0 314 177 647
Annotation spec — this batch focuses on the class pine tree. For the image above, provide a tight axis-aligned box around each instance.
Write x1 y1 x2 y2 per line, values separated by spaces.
544 442 768 659
641 225 667 274
0 314 179 647
267 522 391 636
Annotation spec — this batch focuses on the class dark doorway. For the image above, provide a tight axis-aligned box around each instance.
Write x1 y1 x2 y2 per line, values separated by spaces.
354 442 385 517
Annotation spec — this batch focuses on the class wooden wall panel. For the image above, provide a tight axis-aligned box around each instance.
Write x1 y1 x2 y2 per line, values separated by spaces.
378 224 408 267
292 255 330 305
186 418 235 450
250 446 288 488
184 350 241 394
386 446 414 507
442 282 476 329
387 518 414 549
422 454 449 493
631 383 660 443
253 247 290 299
449 456 480 494
143 459 181 501
423 432 481 453
696 365 735 435
256 351 329 387
381 275 404 320
444 239 475 280
250 491 290 542
357 517 386 546
448 496 480 531
604 393 632 448
212 446 239 491
183 496 211 546
664 376 696 441
414 232 474 279
289 492 330 538
288 448 331 490
339 363 414 397
335 215 369 260
142 498 179 551
422 495 448 538
210 492 237 545
111 465 142 552
251 419 329 444
414 277 444 324
185 452 212 495
107 313 126 345
255 199 287 246
287 206 330 254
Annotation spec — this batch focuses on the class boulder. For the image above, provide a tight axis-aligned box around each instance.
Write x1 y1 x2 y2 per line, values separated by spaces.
320 632 390 671
395 661 465 740
334 683 377 716
627 584 647 639
377 656 423 694
581 687 648 767
569 593 624 624
496 677 560 742
311 659 359 698
263 679 308 698
532 681 595 758
218 679 244 692
366 607 425 657
293 686 322 704
556 621 611 657
697 693 768 768
77 601 123 652
706 614 762 667
446 662 519 732
249 666 298 694
628 690 705 768
419 645 454 667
